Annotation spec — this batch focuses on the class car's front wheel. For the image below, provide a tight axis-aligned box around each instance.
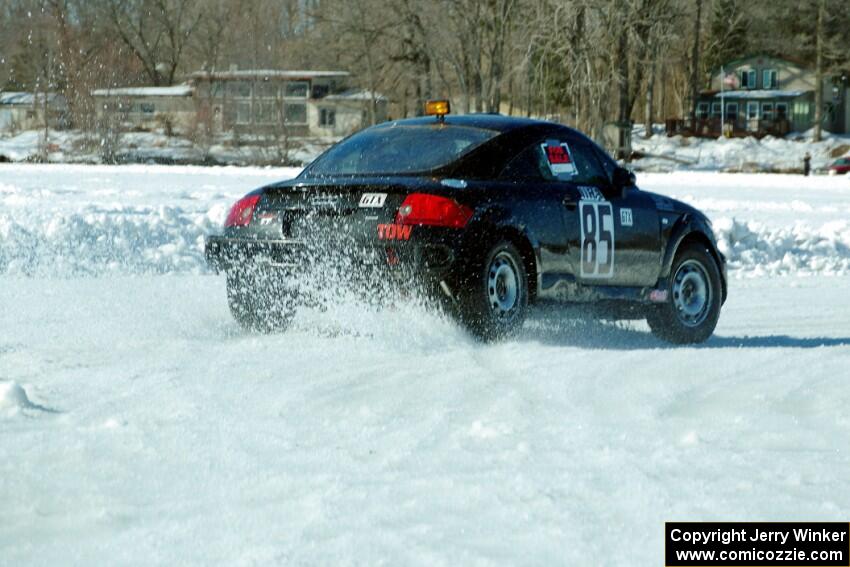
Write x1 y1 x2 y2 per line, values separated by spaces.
226 268 296 333
646 244 722 344
455 241 529 341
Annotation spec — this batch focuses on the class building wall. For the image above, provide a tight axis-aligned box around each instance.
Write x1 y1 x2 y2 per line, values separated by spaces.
94 95 195 133
0 106 48 131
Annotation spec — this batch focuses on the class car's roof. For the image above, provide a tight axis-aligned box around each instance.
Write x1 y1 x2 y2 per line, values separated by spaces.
375 113 561 134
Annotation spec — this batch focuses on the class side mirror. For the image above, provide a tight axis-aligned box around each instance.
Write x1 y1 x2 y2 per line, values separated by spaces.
612 166 636 189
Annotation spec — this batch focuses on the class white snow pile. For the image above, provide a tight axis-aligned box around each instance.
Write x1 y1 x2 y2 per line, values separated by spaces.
0 381 33 416
0 203 227 276
713 218 850 276
632 125 850 173
0 163 296 277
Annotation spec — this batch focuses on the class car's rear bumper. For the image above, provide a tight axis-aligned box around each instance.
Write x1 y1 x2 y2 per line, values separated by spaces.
205 235 458 282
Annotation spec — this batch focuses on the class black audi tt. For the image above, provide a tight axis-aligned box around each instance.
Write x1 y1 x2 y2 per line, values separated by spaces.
206 103 727 343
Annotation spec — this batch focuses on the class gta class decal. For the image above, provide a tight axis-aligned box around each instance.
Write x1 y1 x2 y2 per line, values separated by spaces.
541 140 576 178
359 193 387 208
580 200 615 278
619 208 633 227
377 223 412 241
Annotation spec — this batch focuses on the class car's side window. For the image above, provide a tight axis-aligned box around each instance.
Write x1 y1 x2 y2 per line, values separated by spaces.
501 137 610 187
501 143 555 181
592 145 618 185
565 137 610 186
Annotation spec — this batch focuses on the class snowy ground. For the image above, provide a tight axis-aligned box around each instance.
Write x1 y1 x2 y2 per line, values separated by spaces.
2 165 850 565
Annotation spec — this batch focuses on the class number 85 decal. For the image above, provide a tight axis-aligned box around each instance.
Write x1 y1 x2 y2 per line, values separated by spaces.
579 201 615 278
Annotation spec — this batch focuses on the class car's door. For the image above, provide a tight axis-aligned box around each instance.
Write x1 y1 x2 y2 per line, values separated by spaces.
499 141 581 283
588 141 663 287
537 134 661 287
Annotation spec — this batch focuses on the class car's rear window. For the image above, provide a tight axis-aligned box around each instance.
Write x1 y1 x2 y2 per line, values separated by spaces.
306 124 497 176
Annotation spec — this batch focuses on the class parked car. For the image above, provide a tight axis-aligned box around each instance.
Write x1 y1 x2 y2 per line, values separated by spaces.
206 102 727 344
828 157 850 175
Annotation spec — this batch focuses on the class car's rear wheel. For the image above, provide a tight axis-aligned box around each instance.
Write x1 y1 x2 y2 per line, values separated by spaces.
226 268 296 333
646 244 722 344
455 241 528 341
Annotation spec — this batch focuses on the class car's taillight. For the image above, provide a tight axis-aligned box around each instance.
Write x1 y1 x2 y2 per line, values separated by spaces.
224 194 261 227
395 193 473 228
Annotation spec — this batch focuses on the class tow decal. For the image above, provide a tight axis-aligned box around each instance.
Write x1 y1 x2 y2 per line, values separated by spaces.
377 224 412 241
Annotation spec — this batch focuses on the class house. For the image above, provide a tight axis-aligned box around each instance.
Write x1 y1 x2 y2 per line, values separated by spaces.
189 69 388 137
0 92 68 132
91 85 195 134
672 55 849 138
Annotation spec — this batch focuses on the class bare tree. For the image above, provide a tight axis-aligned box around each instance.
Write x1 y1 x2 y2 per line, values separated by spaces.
104 0 202 86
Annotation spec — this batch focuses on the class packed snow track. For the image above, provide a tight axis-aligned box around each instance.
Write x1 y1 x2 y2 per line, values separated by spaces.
2 165 849 565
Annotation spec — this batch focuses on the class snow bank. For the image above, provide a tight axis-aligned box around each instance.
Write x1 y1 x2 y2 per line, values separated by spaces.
0 163 295 277
713 218 850 277
0 203 226 276
632 126 850 173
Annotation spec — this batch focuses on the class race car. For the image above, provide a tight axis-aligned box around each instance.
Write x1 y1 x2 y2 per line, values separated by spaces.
206 101 727 344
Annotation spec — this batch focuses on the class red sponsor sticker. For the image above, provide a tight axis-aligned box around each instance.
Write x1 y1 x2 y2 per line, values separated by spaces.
546 144 571 164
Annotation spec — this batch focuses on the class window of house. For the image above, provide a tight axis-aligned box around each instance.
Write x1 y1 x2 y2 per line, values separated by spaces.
746 101 759 119
696 102 709 119
725 103 739 119
228 81 251 98
312 84 329 99
257 81 278 98
236 101 251 124
762 102 774 121
319 107 336 127
776 102 788 120
254 101 277 124
210 81 224 97
763 70 777 89
284 103 307 124
793 101 810 119
140 103 155 115
740 70 757 89
711 102 722 116
284 81 309 98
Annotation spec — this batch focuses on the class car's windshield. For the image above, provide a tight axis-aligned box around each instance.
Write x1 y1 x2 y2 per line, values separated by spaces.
306 124 498 176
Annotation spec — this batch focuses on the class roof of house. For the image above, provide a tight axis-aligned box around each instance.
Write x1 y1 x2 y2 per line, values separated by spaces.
190 69 350 81
91 85 194 97
0 92 65 105
710 89 808 100
324 89 387 102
